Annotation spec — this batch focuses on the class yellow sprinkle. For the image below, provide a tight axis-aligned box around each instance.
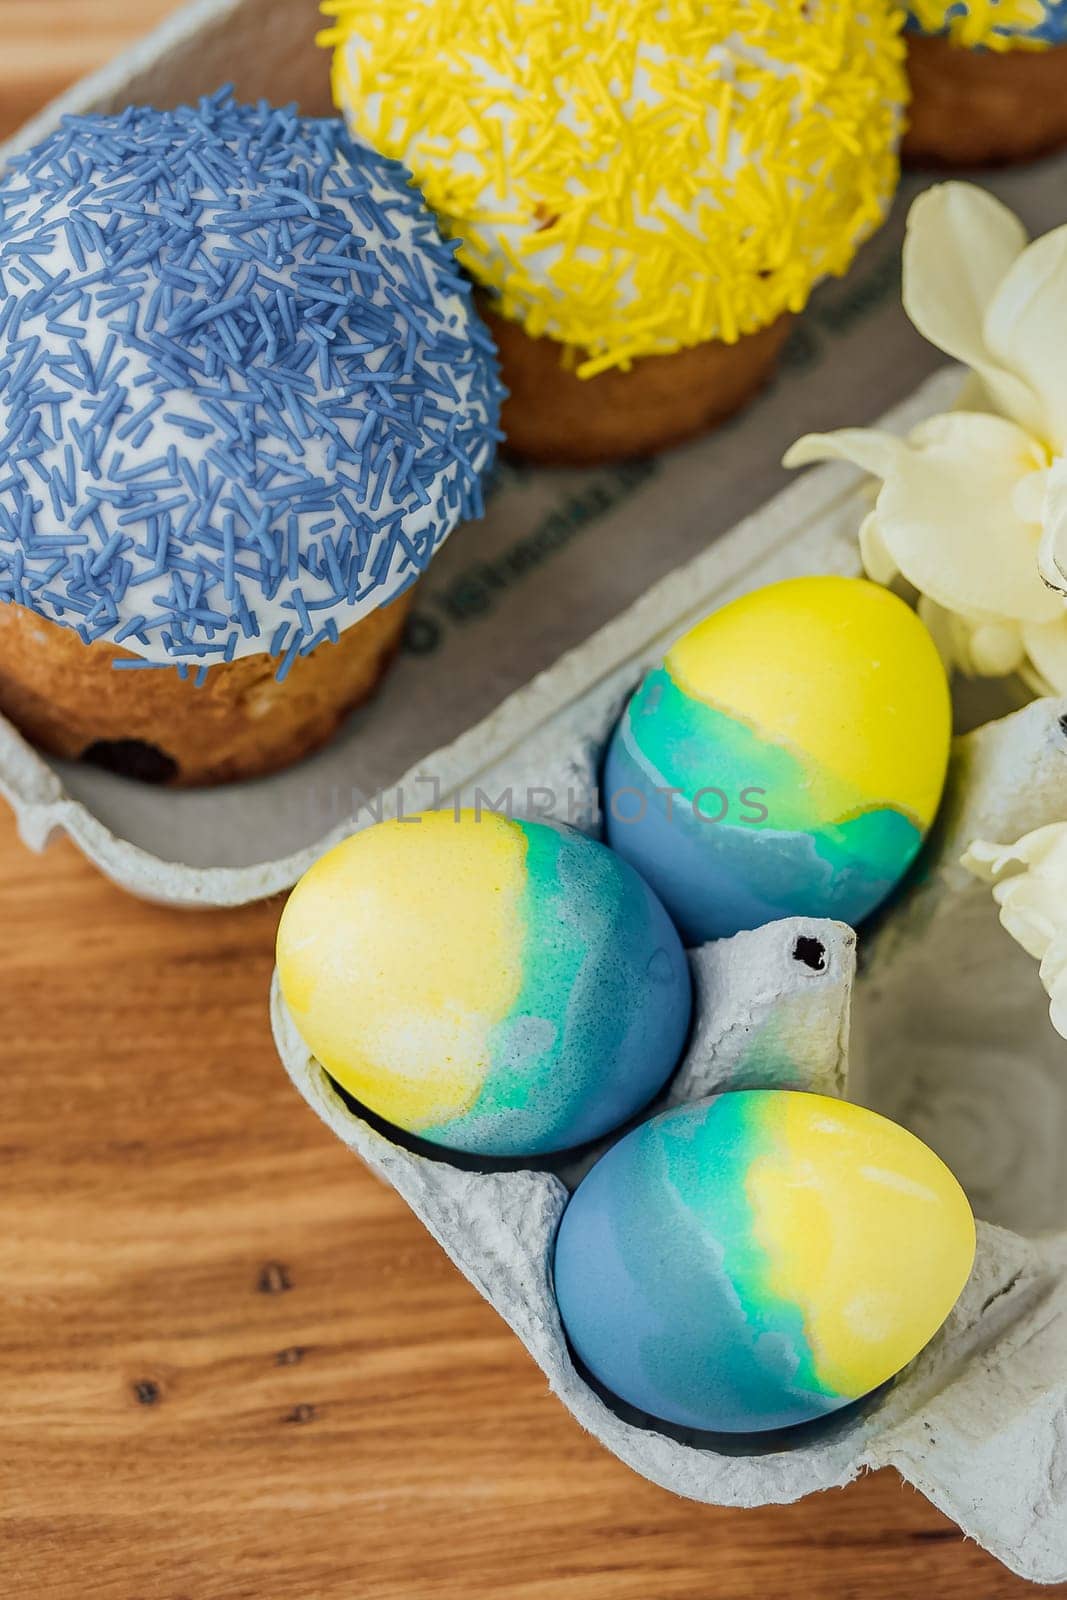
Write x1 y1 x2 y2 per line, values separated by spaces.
325 0 906 371
715 81 734 170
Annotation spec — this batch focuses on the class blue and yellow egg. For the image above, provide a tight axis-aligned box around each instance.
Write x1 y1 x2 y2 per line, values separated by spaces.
553 1090 976 1434
276 810 692 1156
603 576 952 945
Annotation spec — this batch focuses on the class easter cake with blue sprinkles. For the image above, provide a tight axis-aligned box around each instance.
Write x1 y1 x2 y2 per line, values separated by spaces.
0 89 503 785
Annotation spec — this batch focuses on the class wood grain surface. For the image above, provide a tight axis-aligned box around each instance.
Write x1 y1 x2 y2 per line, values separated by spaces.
0 7 1063 1598
0 1 187 141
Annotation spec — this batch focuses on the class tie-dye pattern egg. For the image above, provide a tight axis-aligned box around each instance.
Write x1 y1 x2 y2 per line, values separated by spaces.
603 576 951 945
276 811 692 1156
553 1091 976 1434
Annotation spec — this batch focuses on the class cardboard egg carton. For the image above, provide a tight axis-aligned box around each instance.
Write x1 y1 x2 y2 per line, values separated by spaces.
2 0 1066 1579
271 686 1067 1586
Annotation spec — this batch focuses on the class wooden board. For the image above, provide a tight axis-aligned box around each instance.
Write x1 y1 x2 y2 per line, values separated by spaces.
0 1 187 142
4 819 1062 1600
0 7 1064 1596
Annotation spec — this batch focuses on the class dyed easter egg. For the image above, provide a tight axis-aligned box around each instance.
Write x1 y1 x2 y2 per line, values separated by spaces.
553 1091 976 1434
276 811 692 1156
603 576 951 945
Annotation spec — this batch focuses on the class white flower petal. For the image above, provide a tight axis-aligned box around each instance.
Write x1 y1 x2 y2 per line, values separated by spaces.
903 184 1043 435
952 372 995 415
1048 941 1067 988
916 596 1004 678
984 225 1067 454
960 827 1067 881
1003 823 1067 871
1042 937 1067 1040
1022 613 1067 693
873 412 1059 623
1013 467 1050 527
1037 455 1067 594
1037 520 1065 595
969 620 1028 676
915 597 1025 679
964 826 1067 1032
961 838 1015 880
915 596 963 674
1047 981 1067 1041
995 880 1061 959
783 429 905 479
857 511 897 586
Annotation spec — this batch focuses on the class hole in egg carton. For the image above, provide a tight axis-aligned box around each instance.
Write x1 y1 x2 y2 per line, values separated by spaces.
273 685 1067 1581
792 935 826 972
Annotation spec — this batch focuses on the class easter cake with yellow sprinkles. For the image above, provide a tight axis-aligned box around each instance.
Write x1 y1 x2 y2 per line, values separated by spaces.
321 0 907 464
903 0 1067 165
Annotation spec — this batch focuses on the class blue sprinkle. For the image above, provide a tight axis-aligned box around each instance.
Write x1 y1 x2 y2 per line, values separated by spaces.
223 513 236 601
162 413 214 439
276 629 303 682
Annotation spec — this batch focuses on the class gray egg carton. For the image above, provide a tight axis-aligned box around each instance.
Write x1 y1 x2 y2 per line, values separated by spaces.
272 688 1067 1586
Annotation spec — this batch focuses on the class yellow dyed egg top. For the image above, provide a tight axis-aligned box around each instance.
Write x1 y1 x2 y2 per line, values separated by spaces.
320 0 907 375
664 575 952 830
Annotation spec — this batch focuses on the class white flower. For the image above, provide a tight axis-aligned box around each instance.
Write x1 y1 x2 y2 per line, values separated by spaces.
785 183 1067 694
963 824 1067 1040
